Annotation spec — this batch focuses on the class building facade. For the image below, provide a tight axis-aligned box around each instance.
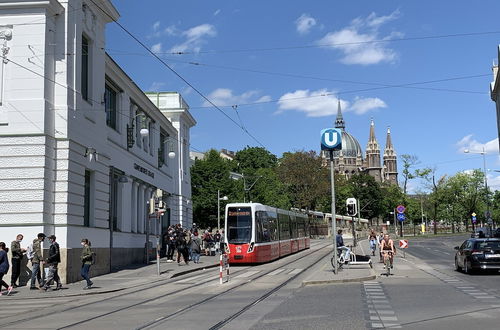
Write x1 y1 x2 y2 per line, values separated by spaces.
321 101 398 185
0 0 195 283
490 46 500 152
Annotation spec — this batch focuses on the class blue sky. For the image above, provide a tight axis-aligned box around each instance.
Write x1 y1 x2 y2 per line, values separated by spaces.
106 0 500 192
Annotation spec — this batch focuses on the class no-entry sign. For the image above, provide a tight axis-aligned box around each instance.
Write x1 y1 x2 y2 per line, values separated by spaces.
399 240 409 249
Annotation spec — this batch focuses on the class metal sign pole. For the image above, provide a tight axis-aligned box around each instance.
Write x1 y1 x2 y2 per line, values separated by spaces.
330 150 338 275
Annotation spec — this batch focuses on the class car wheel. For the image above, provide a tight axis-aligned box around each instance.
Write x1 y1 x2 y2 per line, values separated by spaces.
455 258 462 272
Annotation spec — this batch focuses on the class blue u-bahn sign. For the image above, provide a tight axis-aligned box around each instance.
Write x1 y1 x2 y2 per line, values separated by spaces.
321 128 342 151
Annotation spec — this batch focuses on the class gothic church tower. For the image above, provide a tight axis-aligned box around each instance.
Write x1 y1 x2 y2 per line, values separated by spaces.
383 127 398 185
364 119 382 182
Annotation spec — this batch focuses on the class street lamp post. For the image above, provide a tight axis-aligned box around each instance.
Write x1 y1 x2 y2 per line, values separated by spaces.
464 147 491 233
217 190 228 230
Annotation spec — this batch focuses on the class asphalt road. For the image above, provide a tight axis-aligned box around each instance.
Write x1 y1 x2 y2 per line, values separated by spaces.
1 235 499 329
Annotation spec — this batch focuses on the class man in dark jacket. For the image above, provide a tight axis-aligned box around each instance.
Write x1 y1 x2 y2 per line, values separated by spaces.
10 234 25 288
42 235 62 291
30 233 45 290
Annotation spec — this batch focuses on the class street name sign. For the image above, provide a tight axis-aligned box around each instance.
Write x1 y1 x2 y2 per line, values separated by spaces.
399 240 409 249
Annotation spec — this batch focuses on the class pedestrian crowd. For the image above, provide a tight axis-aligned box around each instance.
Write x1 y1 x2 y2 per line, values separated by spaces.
0 233 95 296
163 223 225 266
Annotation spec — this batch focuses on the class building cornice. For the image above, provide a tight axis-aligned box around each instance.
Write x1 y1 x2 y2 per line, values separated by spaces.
0 0 64 16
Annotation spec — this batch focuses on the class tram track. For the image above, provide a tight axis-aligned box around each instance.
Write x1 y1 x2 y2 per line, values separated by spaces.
137 242 332 330
0 241 329 329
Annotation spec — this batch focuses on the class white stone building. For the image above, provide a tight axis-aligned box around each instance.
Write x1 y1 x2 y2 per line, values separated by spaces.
0 0 195 283
490 46 500 152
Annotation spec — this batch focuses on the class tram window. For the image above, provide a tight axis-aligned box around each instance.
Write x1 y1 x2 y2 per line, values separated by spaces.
290 215 298 238
278 212 290 240
227 207 252 244
255 211 271 243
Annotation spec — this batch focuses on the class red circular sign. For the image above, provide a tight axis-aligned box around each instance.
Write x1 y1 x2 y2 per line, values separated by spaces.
396 205 406 214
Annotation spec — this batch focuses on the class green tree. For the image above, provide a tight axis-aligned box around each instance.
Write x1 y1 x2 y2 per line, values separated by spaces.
233 146 277 175
348 174 383 225
277 150 329 210
191 150 237 228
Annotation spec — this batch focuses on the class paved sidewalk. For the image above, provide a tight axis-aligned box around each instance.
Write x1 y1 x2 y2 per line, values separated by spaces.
4 254 221 300
302 239 376 286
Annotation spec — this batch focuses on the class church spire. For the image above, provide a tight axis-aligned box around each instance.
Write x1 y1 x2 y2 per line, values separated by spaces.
385 126 394 150
368 117 377 142
335 99 345 130
383 126 398 185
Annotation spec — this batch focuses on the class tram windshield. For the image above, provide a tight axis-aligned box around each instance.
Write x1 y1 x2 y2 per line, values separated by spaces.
227 207 252 244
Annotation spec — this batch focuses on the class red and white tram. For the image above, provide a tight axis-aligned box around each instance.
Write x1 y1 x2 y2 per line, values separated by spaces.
224 203 310 264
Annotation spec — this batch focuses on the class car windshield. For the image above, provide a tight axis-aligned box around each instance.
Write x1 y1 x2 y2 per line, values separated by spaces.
227 207 252 244
474 241 500 250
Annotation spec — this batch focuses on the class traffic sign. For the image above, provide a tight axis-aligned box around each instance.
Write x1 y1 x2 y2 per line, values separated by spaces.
488 218 493 225
397 213 406 222
472 212 476 217
399 240 409 249
396 205 406 214
485 211 491 218
472 216 477 224
320 128 342 151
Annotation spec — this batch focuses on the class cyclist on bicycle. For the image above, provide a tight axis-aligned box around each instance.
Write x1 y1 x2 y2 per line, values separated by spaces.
336 229 351 262
379 233 395 269
368 229 377 256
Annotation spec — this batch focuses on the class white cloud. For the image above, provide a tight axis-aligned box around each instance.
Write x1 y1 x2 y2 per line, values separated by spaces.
170 24 217 54
350 97 387 114
152 21 161 32
456 135 499 154
214 9 221 16
317 10 401 65
295 13 317 35
151 42 163 54
487 174 500 191
147 81 166 92
276 89 386 117
203 88 270 107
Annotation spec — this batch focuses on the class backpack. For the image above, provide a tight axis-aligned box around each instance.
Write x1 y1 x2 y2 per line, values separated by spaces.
90 251 96 265
26 243 35 260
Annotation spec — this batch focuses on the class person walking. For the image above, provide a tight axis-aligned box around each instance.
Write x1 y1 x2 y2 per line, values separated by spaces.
30 233 45 290
214 230 221 253
80 239 93 290
42 235 62 291
10 234 25 288
0 242 12 296
190 232 202 263
166 228 176 262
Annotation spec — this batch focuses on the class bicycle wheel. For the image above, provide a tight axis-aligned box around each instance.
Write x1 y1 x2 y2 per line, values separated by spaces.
384 255 391 276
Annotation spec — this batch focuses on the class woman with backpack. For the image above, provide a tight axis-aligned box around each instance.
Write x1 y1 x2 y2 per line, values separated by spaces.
80 238 93 290
0 242 12 296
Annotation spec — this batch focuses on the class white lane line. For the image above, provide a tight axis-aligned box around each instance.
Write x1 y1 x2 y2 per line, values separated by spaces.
377 310 396 315
380 316 399 321
234 270 260 278
176 273 210 283
288 268 303 275
268 268 286 276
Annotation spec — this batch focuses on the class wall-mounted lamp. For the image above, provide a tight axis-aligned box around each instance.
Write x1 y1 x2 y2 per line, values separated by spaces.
84 147 98 162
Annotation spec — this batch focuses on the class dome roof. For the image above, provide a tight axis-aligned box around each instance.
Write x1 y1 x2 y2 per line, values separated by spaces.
334 130 363 158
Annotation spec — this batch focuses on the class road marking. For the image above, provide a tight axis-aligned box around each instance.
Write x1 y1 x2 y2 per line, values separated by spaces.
268 268 286 276
363 281 401 329
234 270 260 278
288 268 303 275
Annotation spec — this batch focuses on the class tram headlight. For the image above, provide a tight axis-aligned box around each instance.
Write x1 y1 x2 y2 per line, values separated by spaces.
247 242 255 253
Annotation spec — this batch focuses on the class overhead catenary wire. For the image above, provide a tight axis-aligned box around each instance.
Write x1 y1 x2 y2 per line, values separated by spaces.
103 49 489 96
156 30 500 55
88 0 266 149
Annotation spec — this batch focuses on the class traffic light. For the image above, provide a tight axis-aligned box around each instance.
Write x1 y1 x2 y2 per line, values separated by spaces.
346 198 357 216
